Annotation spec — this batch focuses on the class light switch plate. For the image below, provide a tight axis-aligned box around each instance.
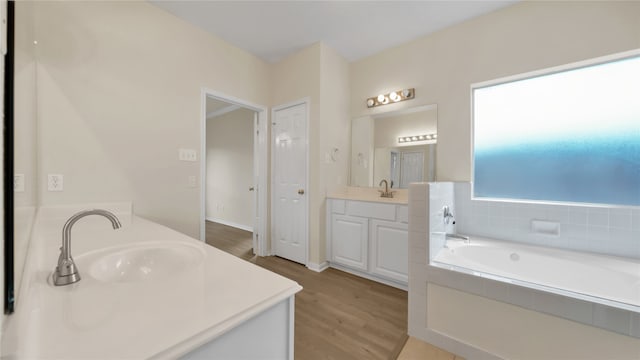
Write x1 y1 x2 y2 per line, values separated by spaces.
179 148 197 162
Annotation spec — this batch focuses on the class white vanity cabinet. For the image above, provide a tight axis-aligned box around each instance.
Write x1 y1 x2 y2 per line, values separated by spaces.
327 198 408 289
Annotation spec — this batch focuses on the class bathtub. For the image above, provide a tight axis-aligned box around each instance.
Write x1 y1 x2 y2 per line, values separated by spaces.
431 236 640 312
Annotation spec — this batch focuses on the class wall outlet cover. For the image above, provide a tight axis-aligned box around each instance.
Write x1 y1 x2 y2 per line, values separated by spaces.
47 174 64 191
14 174 25 192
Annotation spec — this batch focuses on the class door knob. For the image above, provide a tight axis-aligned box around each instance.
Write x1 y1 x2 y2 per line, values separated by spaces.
249 187 255 191
298 189 305 195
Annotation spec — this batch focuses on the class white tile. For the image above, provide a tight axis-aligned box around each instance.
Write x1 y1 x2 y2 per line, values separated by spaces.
587 225 610 242
532 292 593 324
503 204 519 219
609 208 632 229
587 208 609 227
568 207 588 225
488 202 504 217
483 279 510 303
631 313 640 338
593 305 632 335
631 209 640 231
546 207 569 223
564 224 587 239
507 285 534 308
518 205 547 221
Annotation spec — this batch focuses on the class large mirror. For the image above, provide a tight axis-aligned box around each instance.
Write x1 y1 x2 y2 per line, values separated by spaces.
350 104 437 188
5 1 37 313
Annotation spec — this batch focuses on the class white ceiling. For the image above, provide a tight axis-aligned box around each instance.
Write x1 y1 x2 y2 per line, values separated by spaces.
150 1 518 63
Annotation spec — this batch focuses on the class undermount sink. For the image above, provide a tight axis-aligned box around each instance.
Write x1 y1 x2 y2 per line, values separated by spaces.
87 243 204 283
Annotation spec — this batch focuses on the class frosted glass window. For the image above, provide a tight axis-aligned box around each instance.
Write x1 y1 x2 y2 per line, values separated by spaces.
473 55 640 206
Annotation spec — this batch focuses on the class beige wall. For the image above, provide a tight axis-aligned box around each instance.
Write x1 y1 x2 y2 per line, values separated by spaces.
350 0 640 182
33 1 271 238
206 108 254 230
317 43 350 264
270 42 350 265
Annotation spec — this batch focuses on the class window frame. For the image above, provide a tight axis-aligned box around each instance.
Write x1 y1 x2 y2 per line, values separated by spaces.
470 48 640 208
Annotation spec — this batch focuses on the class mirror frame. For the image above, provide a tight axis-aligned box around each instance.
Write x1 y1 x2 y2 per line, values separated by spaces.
4 0 15 314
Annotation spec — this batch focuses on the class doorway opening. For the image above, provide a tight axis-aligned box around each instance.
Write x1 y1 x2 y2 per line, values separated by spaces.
200 89 268 257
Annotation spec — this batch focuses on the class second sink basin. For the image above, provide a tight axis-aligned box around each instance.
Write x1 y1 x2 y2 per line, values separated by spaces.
87 242 204 283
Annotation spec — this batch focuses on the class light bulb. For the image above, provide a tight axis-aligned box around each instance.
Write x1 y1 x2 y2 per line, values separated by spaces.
377 94 385 102
432 134 437 139
418 135 425 140
402 89 412 98
390 92 400 102
411 136 418 141
367 98 375 107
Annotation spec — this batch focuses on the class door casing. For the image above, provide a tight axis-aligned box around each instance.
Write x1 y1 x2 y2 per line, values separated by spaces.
200 88 268 256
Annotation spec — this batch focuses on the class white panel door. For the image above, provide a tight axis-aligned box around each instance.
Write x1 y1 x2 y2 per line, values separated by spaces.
272 102 308 265
331 215 368 271
400 151 424 188
371 219 408 283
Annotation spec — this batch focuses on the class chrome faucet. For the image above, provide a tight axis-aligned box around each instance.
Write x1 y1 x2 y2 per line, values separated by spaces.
443 205 454 225
378 179 394 198
52 209 122 286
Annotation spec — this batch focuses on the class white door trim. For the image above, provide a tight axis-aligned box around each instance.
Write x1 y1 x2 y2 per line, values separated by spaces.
200 88 269 256
270 98 310 264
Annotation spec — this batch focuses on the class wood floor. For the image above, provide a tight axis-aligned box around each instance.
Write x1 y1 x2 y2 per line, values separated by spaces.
205 221 409 360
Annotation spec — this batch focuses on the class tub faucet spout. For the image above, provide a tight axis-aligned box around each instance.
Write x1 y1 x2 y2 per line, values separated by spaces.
446 233 470 243
52 209 122 286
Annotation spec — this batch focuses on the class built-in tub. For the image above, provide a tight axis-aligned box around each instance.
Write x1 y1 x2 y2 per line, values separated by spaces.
431 236 640 312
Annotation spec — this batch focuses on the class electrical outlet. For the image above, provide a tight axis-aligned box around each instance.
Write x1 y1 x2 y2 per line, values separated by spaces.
47 174 64 191
188 175 197 188
178 148 197 162
14 174 25 192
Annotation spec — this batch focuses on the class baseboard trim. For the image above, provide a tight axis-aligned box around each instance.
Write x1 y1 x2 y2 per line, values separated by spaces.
306 261 329 272
328 263 408 291
205 217 253 232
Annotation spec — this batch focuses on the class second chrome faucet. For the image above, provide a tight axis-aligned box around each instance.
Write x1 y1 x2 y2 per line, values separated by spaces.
378 179 395 198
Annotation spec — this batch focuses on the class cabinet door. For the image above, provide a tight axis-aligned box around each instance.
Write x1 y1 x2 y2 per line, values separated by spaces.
370 220 408 283
331 215 368 271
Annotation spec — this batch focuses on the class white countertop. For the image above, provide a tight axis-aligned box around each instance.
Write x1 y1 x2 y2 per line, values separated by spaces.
327 186 408 204
3 204 301 359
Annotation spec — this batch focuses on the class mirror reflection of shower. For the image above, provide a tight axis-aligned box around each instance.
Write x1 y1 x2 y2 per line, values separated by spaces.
387 146 436 189
350 104 437 187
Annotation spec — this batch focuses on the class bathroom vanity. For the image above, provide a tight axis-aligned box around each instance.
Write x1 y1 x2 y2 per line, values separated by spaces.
326 188 409 289
3 203 302 359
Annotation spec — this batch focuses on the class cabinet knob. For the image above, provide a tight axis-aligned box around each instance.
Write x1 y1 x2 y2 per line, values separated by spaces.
298 189 305 195
249 187 255 191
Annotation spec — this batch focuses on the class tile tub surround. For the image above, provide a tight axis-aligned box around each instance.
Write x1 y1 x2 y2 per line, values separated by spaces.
2 204 301 359
408 183 640 360
453 182 640 260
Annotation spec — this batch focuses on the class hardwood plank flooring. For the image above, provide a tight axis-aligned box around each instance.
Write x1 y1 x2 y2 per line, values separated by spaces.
205 221 408 360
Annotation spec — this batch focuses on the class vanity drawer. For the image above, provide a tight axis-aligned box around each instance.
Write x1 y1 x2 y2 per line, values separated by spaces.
397 206 408 224
330 199 346 214
346 201 396 221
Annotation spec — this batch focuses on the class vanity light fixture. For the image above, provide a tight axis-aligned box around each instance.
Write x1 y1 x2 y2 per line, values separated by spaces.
398 132 437 144
366 88 415 108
